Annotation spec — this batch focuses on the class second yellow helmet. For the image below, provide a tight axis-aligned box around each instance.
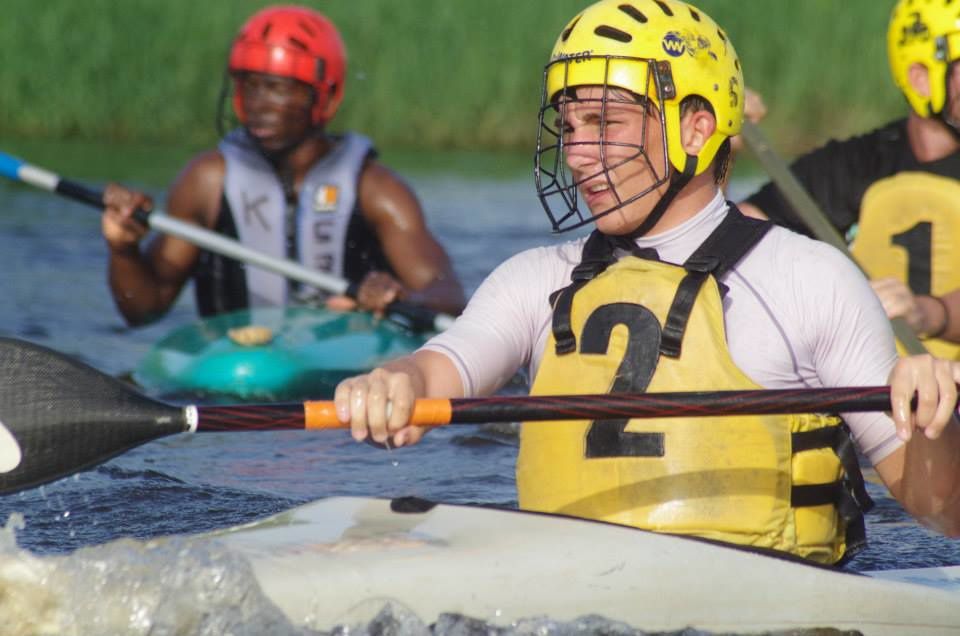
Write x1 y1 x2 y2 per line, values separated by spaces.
888 0 960 117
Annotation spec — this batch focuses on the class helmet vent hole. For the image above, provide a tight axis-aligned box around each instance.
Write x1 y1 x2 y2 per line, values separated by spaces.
618 4 648 23
653 0 674 17
288 36 309 52
734 59 740 71
717 29 727 43
561 16 582 42
261 23 273 39
298 19 317 37
595 25 633 43
689 8 701 22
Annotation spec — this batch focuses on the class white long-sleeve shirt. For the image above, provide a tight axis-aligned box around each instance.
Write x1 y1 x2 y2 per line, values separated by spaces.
424 192 902 465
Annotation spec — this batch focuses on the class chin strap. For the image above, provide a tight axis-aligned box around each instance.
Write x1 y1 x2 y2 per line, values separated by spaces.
622 155 697 240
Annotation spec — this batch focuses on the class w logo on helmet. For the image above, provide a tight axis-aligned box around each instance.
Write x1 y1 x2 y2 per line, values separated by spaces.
662 32 686 57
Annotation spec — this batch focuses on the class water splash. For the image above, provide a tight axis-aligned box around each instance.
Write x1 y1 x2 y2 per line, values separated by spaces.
0 533 319 636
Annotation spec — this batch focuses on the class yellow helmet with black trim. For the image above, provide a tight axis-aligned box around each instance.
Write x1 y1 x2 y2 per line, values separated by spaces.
888 0 960 117
545 0 743 176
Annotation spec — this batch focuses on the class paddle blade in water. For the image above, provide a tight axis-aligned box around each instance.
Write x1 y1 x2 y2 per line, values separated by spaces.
0 338 188 494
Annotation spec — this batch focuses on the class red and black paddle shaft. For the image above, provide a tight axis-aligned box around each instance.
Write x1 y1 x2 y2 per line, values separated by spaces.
0 338 927 496
193 385 898 431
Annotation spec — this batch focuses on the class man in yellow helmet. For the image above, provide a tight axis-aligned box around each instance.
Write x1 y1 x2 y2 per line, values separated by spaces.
741 0 960 357
333 0 960 566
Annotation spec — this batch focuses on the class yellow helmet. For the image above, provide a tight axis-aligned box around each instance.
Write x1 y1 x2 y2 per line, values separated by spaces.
545 0 742 175
888 0 960 117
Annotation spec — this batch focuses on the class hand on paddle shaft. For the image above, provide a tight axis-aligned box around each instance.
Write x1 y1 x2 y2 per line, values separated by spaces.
101 183 153 251
887 353 960 442
0 151 455 332
0 338 954 496
102 185 416 321
101 181 444 332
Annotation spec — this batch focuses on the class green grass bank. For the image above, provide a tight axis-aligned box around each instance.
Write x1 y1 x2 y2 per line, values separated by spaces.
1 0 901 157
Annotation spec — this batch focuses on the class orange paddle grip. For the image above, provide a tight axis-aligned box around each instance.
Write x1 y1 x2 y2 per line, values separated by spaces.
304 399 453 429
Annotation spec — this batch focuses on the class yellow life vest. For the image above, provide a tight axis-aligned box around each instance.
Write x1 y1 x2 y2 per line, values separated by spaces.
517 224 868 565
851 171 960 359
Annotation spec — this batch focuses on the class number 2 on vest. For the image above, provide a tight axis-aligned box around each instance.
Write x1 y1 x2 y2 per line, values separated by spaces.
581 303 664 458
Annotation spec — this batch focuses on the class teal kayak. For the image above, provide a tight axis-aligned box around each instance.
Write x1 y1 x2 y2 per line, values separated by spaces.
133 306 429 400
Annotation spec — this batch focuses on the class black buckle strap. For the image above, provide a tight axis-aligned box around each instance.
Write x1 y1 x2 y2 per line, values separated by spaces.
659 255 720 357
550 281 589 354
659 207 772 358
549 231 621 354
552 205 772 358
693 204 772 281
792 425 874 514
790 423 873 562
660 272 707 358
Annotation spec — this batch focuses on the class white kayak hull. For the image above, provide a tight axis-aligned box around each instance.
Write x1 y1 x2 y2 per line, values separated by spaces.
213 496 960 634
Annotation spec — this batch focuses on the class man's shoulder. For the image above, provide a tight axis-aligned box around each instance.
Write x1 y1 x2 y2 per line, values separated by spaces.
747 225 856 278
498 237 585 270
479 239 585 296
178 149 226 188
809 118 907 158
733 227 872 332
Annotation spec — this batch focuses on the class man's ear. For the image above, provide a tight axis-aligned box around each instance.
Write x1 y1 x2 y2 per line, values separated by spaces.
680 109 717 155
908 62 931 99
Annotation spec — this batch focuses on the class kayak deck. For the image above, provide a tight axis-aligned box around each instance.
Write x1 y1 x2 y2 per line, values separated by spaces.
212 496 960 634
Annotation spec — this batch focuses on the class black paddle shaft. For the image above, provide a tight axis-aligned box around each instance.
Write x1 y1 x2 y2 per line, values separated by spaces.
446 386 900 422
55 177 151 225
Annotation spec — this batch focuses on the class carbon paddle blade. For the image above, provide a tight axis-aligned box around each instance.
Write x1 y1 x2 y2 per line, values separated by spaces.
0 338 189 494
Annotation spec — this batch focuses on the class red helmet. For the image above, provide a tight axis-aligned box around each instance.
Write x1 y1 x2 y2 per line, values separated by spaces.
228 5 347 125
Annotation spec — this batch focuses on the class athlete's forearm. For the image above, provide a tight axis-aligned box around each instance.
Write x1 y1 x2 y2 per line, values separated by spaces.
108 248 177 327
937 290 960 342
899 420 960 536
382 349 465 400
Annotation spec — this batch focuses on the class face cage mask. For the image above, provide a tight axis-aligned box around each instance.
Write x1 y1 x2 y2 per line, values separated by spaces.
534 56 673 234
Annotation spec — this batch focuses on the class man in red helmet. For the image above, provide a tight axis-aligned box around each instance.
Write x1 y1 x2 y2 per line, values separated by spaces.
101 5 464 326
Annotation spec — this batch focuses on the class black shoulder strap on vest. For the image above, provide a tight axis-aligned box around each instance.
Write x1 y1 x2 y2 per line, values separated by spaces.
549 231 622 354
660 204 772 358
549 203 771 357
194 194 250 317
